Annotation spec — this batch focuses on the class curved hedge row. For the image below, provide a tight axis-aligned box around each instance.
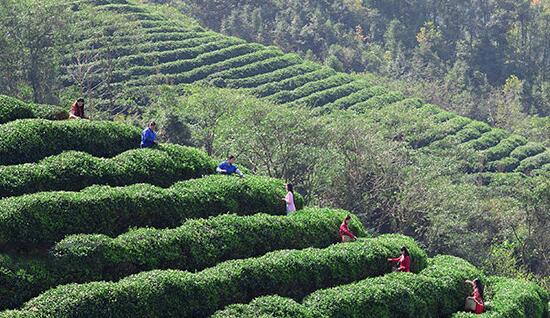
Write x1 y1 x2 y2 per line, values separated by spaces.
126 48 283 86
207 53 303 82
0 144 215 198
266 74 353 104
464 129 509 151
0 175 297 249
0 119 140 165
53 208 367 281
5 235 426 318
0 95 67 124
0 208 363 311
483 135 528 163
212 296 314 318
515 150 550 173
225 62 319 88
452 276 548 318
213 255 481 318
325 85 389 110
288 80 370 108
349 91 405 112
252 67 335 97
408 116 472 149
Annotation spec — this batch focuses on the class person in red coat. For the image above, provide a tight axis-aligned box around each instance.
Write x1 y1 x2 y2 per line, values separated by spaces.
339 215 356 242
465 278 485 314
388 246 411 272
69 98 89 120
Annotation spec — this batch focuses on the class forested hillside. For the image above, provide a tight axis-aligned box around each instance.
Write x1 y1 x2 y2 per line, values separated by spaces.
0 0 548 299
168 0 550 145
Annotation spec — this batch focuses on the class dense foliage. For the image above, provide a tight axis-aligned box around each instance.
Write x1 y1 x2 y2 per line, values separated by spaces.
2 235 427 317
0 95 67 123
174 0 550 144
0 118 140 165
0 208 361 310
0 175 297 249
52 208 366 281
0 144 215 198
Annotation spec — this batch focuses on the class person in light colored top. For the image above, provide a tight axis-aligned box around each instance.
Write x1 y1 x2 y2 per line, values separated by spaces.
282 183 296 214
216 155 244 178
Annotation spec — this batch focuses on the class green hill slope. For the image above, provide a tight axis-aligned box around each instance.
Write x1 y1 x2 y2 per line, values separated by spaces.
58 0 549 177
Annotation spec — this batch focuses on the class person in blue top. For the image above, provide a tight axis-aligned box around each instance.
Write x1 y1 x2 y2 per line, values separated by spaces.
140 121 158 148
217 155 244 178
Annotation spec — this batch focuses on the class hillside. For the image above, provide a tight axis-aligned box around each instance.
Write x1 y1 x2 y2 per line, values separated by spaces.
57 0 550 177
0 96 547 317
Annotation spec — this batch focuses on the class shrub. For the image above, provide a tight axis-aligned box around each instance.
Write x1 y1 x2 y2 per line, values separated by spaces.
211 296 314 318
10 235 426 318
0 144 215 198
253 67 336 97
409 116 472 149
225 62 320 88
0 175 298 249
349 91 405 112
447 121 492 143
266 74 353 104
0 95 67 124
0 254 53 311
483 135 528 163
207 53 303 81
288 80 371 108
465 129 509 151
515 150 550 173
0 208 363 310
211 255 478 318
52 208 367 281
486 157 520 173
326 85 389 109
510 142 546 161
146 49 283 85
0 119 140 165
452 276 548 318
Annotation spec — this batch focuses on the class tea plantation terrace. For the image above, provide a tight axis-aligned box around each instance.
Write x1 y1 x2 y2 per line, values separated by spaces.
55 0 550 179
0 96 547 317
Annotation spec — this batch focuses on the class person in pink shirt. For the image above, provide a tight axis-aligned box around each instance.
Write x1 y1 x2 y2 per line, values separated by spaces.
388 246 411 272
282 183 296 215
339 215 357 242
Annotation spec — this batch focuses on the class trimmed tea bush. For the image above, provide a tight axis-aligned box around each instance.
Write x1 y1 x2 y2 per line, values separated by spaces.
326 85 389 110
452 276 548 318
0 95 67 124
212 255 475 318
225 62 319 88
465 129 509 151
349 91 405 112
483 135 528 163
212 296 314 318
509 142 546 161
252 68 335 97
0 144 215 198
267 74 353 104
515 150 550 173
207 53 303 81
0 208 362 310
0 175 298 249
52 208 367 281
11 235 427 318
0 254 53 311
0 119 140 165
288 80 370 108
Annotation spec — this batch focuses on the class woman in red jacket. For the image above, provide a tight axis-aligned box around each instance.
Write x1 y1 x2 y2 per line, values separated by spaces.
465 278 485 314
388 246 411 272
339 215 356 242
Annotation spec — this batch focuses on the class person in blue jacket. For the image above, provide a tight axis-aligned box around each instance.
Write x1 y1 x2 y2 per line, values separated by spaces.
217 155 244 178
140 121 158 148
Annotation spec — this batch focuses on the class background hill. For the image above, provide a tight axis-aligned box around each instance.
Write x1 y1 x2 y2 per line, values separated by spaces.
0 0 548 296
